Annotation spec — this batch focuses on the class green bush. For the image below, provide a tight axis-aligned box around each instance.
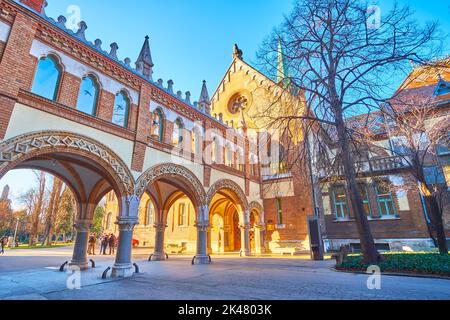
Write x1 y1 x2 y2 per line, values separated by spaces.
337 252 450 277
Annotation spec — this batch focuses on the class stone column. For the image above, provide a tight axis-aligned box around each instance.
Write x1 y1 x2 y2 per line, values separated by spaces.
254 224 263 255
112 195 139 278
150 222 167 261
240 224 251 256
193 205 211 264
70 219 91 270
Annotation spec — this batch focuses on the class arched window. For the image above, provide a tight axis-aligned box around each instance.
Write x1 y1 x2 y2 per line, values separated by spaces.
172 118 184 147
106 212 113 230
192 127 201 155
112 91 130 127
225 144 233 167
151 109 164 142
178 203 188 226
76 75 99 115
211 137 218 163
31 55 62 101
145 200 155 226
237 152 244 172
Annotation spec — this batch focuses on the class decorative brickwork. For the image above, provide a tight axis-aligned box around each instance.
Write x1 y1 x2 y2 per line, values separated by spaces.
0 131 135 195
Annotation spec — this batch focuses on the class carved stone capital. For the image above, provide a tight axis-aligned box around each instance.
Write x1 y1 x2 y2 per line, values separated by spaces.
154 223 167 232
73 220 91 232
116 217 138 231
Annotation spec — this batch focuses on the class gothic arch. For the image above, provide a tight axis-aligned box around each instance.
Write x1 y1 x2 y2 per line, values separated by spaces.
0 131 135 198
249 201 263 214
206 179 249 211
135 163 207 207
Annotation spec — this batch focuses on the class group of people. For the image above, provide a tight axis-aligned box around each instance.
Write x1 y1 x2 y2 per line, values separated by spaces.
0 236 7 255
87 233 117 256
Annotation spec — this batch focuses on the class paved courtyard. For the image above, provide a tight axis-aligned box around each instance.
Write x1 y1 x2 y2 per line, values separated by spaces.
0 247 448 300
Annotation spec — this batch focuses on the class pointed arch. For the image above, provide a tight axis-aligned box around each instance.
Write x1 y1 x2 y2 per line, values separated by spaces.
207 179 249 211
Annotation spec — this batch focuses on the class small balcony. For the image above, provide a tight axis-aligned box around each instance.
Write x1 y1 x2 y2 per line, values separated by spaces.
318 155 409 179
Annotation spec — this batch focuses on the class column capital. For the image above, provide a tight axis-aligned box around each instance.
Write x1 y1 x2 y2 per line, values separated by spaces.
239 223 250 230
195 222 210 231
73 219 91 232
116 216 138 231
154 223 167 232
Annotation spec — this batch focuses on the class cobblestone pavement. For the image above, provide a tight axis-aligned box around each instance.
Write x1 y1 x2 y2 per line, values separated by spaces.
0 247 449 300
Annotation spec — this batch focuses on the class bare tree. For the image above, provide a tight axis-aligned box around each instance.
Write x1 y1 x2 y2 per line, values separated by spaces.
256 0 441 263
29 171 46 246
377 92 449 254
42 177 63 246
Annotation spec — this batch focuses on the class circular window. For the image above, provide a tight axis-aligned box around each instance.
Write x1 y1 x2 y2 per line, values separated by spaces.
228 93 249 114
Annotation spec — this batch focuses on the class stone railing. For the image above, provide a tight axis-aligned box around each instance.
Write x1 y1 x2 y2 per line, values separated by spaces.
318 156 409 178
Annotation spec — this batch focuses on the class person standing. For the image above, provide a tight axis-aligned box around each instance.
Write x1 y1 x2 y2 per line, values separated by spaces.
108 233 116 255
0 236 6 255
101 234 109 255
87 233 96 255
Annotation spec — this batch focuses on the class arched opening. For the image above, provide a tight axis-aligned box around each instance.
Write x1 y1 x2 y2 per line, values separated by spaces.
76 74 100 116
134 164 207 261
151 108 164 142
31 55 62 101
112 90 130 128
207 180 250 255
0 132 134 272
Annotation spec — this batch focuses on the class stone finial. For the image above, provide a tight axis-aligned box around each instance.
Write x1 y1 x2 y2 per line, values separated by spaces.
42 0 48 17
226 121 229 127
230 120 234 128
157 79 164 87
124 58 131 67
109 42 119 60
193 101 198 109
199 80 211 114
94 39 103 50
167 80 174 93
177 91 183 99
214 113 217 119
56 15 67 29
233 44 243 60
219 113 223 122
136 35 154 80
75 21 88 41
185 91 191 104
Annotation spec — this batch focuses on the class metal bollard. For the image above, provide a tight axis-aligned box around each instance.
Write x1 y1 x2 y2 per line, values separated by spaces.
102 267 111 279
59 261 69 272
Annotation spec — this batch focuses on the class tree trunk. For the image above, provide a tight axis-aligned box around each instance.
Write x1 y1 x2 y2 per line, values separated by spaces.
335 116 382 264
29 172 46 246
42 178 63 246
424 195 448 255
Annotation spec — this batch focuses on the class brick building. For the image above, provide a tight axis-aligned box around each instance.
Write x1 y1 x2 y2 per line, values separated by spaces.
0 0 448 279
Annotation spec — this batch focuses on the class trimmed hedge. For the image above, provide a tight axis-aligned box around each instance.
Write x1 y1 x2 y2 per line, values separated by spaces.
336 252 450 277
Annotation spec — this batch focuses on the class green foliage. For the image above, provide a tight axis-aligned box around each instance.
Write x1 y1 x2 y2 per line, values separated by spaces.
337 252 450 276
54 188 75 236
90 206 104 234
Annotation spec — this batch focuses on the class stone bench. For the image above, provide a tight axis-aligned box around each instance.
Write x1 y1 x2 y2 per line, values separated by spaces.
271 247 300 256
331 244 352 265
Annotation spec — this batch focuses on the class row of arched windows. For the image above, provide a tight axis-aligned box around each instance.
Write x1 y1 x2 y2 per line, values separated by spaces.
31 55 131 128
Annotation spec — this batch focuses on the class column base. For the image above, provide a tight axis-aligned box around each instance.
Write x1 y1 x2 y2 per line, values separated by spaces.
111 263 134 278
193 255 211 265
69 260 89 271
240 250 252 257
150 252 167 261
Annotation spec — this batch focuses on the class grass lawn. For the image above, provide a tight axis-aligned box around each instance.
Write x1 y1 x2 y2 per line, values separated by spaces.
336 252 450 277
10 243 72 250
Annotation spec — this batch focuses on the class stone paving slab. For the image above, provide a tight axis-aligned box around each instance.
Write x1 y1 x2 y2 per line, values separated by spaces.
0 249 449 300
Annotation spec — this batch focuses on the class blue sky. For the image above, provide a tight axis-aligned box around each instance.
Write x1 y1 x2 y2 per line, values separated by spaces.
2 0 450 208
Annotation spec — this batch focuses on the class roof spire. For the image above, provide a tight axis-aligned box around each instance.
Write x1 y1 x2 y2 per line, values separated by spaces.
198 80 211 114
277 36 289 87
136 35 154 80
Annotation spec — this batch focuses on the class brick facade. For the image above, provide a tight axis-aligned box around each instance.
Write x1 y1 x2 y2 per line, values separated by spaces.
57 72 81 109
